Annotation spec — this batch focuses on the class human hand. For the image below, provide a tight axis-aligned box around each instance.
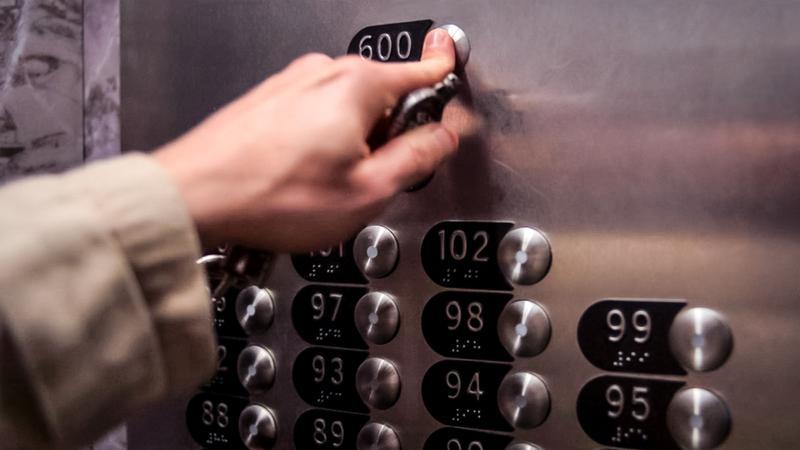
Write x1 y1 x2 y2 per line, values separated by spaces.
155 29 458 252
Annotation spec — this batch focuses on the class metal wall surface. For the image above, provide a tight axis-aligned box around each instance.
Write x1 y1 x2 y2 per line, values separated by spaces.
122 1 800 449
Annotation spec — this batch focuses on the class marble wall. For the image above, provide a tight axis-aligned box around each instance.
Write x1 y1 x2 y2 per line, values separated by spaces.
0 0 119 183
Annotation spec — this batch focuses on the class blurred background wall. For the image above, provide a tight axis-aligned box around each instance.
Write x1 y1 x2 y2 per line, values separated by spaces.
0 0 119 183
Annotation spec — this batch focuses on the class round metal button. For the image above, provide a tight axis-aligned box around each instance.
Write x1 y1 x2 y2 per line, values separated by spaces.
498 300 551 357
354 226 399 279
355 292 400 345
507 443 542 450
669 307 733 372
497 371 550 429
497 227 552 286
237 345 276 393
235 286 275 335
438 24 471 68
356 357 401 410
357 422 402 450
667 388 731 449
239 404 277 450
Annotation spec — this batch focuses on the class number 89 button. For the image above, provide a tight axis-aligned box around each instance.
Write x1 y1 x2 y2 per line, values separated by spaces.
239 404 277 450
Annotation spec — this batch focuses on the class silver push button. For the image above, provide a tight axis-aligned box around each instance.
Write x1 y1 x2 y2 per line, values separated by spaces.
438 24 470 68
354 226 399 279
239 404 278 450
497 227 552 286
237 345 276 393
235 286 275 335
669 307 733 372
355 292 400 345
497 371 550 429
667 388 731 449
357 422 401 450
356 357 401 410
498 300 551 357
507 443 542 450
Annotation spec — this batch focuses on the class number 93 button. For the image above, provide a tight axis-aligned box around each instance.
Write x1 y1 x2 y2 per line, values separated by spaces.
356 357 401 410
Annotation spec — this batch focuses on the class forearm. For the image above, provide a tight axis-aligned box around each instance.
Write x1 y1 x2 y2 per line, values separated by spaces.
0 154 215 449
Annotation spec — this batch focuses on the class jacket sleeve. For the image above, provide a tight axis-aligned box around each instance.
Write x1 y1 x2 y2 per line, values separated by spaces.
0 153 216 449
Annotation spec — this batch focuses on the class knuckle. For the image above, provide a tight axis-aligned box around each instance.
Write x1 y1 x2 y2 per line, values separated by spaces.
351 166 395 202
336 56 377 80
284 53 332 74
297 52 332 65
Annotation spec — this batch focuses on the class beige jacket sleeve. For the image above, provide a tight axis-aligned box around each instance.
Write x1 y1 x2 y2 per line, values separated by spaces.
0 154 216 449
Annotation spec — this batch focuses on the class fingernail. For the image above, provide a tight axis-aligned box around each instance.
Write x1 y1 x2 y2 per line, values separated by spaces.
425 28 449 50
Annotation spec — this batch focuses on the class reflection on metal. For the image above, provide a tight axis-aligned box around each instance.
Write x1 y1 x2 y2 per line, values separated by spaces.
669 307 733 372
498 300 551 357
238 404 278 450
237 345 277 393
438 24 470 68
354 225 399 279
354 292 400 345
667 388 731 450
235 286 275 335
356 357 401 410
506 443 542 450
497 371 550 429
497 227 551 286
357 422 401 450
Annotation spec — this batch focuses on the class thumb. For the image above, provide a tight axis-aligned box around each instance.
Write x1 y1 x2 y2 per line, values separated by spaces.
374 28 457 97
359 123 458 191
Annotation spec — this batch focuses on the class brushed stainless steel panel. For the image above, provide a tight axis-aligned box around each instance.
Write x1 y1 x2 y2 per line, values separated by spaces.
122 1 800 448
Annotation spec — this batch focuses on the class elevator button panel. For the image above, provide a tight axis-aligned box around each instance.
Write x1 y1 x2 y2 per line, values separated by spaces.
497 371 551 429
238 404 278 450
293 409 369 450
497 227 552 286
236 286 275 336
353 226 400 279
356 422 402 450
348 20 432 63
497 300 551 358
577 375 685 449
668 307 733 372
117 5 788 446
237 345 276 394
292 347 370 413
354 292 400 345
423 428 514 450
422 291 515 361
292 240 367 284
211 286 247 338
205 337 248 396
578 299 688 375
422 360 514 432
421 221 516 290
292 285 370 349
186 392 249 450
355 357 402 410
666 388 731 450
